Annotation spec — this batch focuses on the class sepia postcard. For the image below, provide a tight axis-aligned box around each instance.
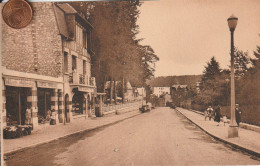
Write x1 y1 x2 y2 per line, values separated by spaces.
0 0 260 165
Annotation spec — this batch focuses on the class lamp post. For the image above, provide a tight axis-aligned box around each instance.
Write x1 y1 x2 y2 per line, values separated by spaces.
227 15 238 138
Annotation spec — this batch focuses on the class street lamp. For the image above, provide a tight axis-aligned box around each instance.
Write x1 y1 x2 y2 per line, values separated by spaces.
227 15 238 138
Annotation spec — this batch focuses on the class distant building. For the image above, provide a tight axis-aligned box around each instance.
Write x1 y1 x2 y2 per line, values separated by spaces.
152 87 171 97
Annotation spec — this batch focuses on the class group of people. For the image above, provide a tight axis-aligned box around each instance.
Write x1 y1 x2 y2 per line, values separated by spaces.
204 104 242 126
25 107 57 125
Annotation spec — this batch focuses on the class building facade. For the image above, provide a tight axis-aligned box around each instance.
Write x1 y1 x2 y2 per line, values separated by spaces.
152 87 171 97
1 3 96 129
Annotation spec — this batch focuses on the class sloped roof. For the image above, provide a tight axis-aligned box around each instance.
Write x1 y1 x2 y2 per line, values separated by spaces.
56 3 77 14
54 4 70 38
54 3 93 40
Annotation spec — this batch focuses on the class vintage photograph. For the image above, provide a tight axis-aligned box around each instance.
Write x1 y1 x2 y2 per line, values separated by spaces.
0 0 260 165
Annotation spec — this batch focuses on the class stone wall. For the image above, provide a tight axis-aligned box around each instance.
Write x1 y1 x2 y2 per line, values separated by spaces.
1 2 62 78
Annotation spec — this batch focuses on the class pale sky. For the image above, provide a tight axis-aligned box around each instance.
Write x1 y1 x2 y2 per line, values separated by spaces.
137 0 260 76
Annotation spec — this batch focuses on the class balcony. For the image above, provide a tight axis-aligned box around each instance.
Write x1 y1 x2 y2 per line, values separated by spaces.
69 71 96 87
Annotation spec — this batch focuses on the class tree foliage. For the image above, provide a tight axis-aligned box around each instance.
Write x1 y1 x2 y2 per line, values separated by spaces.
71 1 159 92
233 47 251 78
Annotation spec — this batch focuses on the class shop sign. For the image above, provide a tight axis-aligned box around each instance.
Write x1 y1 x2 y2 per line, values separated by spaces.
37 81 57 89
78 86 94 93
5 78 34 87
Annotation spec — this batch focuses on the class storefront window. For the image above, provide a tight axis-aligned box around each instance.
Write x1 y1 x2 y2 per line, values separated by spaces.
6 87 29 125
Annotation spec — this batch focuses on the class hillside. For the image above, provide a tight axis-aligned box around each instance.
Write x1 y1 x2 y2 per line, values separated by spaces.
147 75 202 87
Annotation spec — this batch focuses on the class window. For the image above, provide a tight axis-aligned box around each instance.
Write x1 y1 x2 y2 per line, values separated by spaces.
76 24 83 45
64 52 68 73
83 31 87 49
83 60 86 75
72 55 77 71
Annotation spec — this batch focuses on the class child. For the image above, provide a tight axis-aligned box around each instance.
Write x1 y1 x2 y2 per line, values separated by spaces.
222 115 227 126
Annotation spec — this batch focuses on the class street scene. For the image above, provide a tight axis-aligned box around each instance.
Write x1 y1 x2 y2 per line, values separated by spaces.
5 108 260 166
1 0 260 165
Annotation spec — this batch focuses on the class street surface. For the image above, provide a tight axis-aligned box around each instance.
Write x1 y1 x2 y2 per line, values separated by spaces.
5 107 260 166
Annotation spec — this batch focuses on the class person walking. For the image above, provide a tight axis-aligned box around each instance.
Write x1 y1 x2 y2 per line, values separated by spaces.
214 105 221 126
235 104 242 126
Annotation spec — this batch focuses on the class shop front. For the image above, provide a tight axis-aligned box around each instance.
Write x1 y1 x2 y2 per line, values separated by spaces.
70 85 96 118
37 81 62 126
3 77 37 128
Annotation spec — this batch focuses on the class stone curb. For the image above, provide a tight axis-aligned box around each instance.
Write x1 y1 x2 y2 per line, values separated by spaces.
4 111 141 156
175 108 260 158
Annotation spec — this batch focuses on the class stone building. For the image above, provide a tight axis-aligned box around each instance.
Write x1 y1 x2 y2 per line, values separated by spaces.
1 3 96 130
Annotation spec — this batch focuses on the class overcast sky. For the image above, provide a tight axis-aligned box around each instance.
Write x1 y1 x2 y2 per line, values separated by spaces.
137 0 260 76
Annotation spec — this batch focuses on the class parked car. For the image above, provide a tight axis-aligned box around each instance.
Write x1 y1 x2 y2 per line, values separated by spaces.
139 104 151 113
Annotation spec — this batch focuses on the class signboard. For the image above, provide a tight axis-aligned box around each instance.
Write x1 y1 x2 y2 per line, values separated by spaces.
5 77 35 87
78 86 94 93
37 81 58 89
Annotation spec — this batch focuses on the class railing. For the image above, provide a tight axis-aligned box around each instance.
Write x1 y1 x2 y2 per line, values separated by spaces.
69 72 96 86
79 74 85 84
69 73 73 83
89 77 95 86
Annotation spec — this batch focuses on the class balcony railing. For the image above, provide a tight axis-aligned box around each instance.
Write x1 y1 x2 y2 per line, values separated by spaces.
79 74 85 84
69 72 95 86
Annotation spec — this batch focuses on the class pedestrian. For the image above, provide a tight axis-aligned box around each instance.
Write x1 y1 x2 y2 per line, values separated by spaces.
235 104 242 126
214 105 221 126
207 106 213 121
25 106 32 125
50 109 56 125
46 109 51 121
222 115 227 126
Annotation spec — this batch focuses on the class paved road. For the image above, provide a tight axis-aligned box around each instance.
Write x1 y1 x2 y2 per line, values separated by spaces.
5 107 260 166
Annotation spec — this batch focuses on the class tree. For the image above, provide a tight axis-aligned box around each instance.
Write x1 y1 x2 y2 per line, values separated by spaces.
233 47 251 78
236 46 260 105
201 57 221 83
201 57 221 88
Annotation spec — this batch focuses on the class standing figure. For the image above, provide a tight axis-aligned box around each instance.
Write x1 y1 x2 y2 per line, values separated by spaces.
207 106 213 121
50 109 56 125
214 105 221 126
46 109 51 121
25 106 32 125
235 104 242 126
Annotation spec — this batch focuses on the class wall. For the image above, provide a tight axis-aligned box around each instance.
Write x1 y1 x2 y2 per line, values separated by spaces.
2 2 62 78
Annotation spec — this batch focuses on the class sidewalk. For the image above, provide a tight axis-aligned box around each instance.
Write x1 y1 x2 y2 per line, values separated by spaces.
4 108 141 155
176 107 260 158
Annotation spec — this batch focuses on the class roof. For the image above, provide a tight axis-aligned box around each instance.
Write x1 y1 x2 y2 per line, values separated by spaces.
172 84 187 89
54 3 93 39
56 3 77 14
54 4 70 38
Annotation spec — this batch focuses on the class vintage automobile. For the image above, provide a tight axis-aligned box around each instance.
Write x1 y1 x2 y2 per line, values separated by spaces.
139 103 151 113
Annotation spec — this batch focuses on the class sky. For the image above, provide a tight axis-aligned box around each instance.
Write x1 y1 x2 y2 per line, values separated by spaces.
137 0 260 76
